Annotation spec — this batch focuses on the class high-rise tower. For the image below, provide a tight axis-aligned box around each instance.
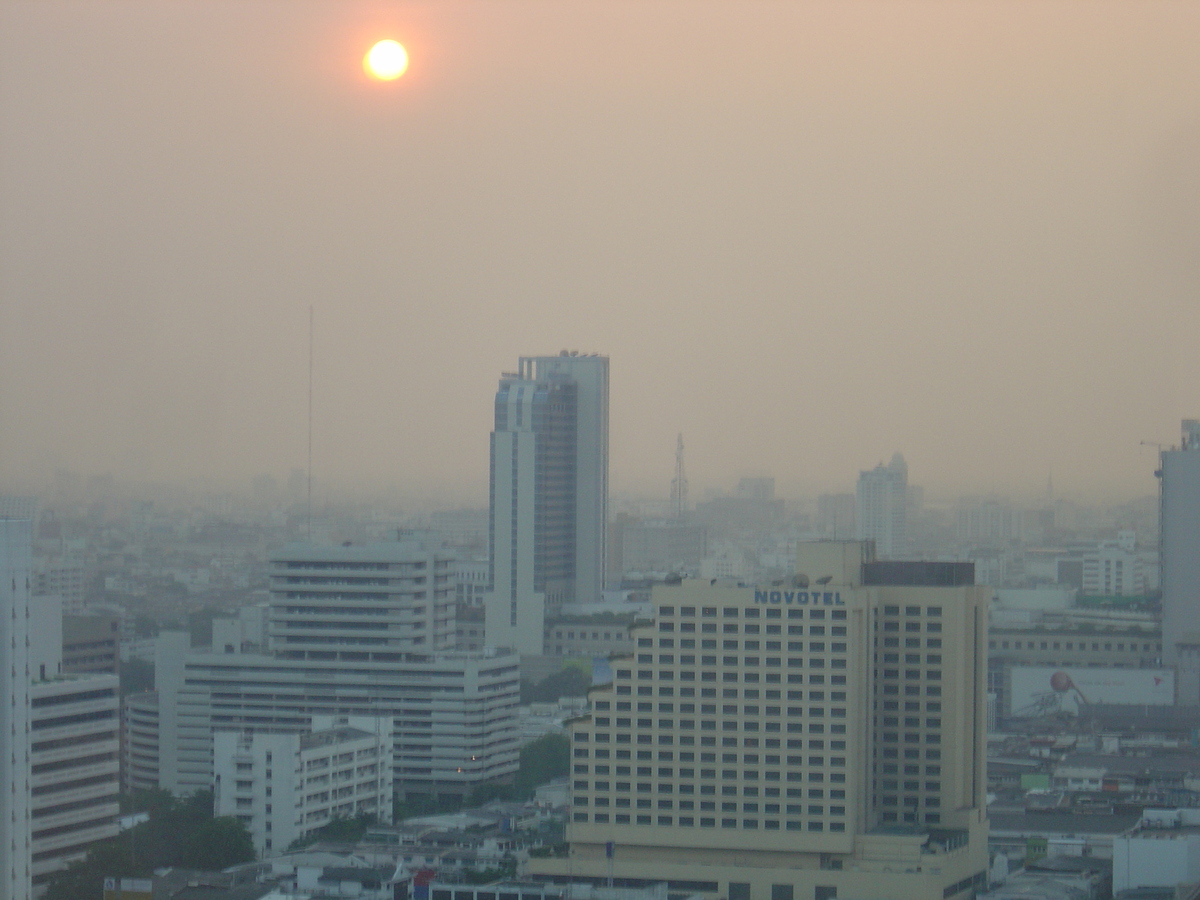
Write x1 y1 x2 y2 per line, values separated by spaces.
856 453 908 560
486 352 609 655
1160 420 1200 701
1 507 33 900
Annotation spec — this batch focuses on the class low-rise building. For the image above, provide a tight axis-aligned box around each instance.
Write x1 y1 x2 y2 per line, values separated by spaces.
214 718 393 858
1114 810 1200 896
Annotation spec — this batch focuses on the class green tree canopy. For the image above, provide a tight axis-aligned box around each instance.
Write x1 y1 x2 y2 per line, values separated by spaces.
42 789 255 900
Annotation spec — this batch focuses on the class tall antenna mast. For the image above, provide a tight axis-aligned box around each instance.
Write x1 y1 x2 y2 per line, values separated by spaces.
307 305 314 541
670 433 688 519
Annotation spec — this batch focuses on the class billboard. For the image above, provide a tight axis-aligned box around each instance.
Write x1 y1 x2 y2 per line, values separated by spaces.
1008 666 1174 716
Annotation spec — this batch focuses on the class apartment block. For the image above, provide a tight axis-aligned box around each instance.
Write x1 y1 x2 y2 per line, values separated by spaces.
214 718 393 857
29 674 120 895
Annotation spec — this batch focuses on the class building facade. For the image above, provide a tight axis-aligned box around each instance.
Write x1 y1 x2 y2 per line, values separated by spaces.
61 613 120 675
269 540 458 659
123 691 160 793
213 718 393 857
1 513 33 900
29 674 120 895
487 353 609 655
1160 421 1200 698
855 455 908 560
154 632 521 804
529 543 989 900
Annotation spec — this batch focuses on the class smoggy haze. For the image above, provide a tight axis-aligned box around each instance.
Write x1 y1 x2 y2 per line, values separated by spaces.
2 1 1199 504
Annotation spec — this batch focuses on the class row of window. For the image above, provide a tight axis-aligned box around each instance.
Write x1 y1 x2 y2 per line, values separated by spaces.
596 703 846 716
878 637 942 647
660 606 855 619
662 628 849 643
616 676 849 693
595 696 849 715
572 812 846 831
575 798 848 816
878 606 943 617
990 638 1160 652
575 783 847 799
643 641 851 656
880 621 942 633
574 746 850 765
576 749 836 768
553 631 628 641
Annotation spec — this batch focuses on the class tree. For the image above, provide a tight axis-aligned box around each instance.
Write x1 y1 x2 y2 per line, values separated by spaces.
286 813 377 850
120 657 154 696
179 816 256 870
42 789 254 900
520 666 591 703
513 733 569 799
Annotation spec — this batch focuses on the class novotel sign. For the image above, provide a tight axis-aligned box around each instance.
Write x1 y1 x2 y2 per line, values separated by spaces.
755 590 844 606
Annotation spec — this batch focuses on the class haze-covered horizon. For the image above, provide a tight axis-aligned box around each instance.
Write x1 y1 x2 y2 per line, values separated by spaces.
3 2 1199 505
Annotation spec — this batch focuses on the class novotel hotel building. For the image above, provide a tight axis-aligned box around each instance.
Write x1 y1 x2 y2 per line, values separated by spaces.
529 542 989 900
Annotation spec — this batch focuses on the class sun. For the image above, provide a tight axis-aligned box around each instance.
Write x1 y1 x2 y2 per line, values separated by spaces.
364 40 408 81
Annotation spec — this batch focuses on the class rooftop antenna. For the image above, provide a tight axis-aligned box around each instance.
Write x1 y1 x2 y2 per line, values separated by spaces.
307 305 314 541
670 433 688 519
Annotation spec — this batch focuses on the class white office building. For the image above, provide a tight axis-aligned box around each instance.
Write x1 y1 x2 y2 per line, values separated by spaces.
856 454 908 560
1 510 34 900
1081 531 1144 597
214 718 393 857
486 353 609 655
152 640 520 806
145 540 520 803
30 674 120 895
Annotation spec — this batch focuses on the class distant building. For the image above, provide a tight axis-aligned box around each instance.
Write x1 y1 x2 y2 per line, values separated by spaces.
620 520 708 576
1081 532 1144 598
1159 420 1200 702
529 542 990 900
486 353 609 655
816 494 855 540
123 692 160 793
456 558 489 610
213 718 393 858
955 498 1022 548
32 555 85 616
856 454 908 559
62 613 120 675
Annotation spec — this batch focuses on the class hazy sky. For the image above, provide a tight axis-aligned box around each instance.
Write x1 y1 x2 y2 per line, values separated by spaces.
3 1 1199 504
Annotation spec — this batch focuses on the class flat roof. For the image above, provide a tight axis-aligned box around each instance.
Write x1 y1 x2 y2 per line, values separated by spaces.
300 727 374 750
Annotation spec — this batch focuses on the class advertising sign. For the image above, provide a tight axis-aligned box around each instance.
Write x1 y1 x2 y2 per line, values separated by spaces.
1008 666 1173 716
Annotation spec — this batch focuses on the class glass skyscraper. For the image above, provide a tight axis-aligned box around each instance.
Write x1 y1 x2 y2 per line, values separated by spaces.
487 353 609 655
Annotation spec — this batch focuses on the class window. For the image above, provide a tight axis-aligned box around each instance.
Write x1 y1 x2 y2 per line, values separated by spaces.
771 886 794 900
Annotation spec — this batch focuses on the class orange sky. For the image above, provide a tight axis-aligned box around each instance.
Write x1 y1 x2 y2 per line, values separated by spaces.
2 1 1199 503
